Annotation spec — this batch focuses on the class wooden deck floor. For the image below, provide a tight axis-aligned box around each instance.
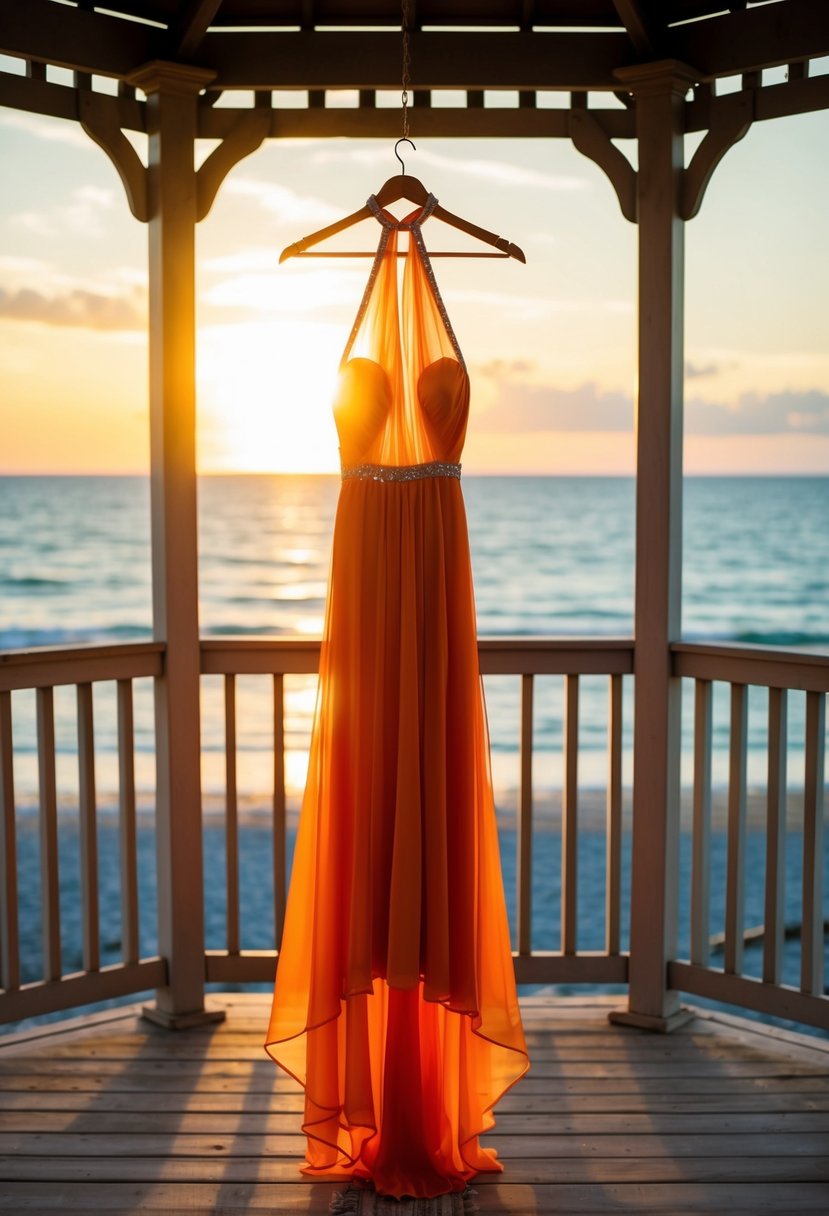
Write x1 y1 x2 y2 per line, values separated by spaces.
1 994 828 1214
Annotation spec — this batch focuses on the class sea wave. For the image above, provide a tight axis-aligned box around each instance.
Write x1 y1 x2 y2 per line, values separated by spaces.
0 625 152 650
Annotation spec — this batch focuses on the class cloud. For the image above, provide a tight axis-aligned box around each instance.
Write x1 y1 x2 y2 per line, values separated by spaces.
446 288 632 322
687 389 829 435
8 185 117 238
475 365 829 438
476 372 632 433
0 110 90 148
0 286 146 331
222 178 339 225
685 360 723 379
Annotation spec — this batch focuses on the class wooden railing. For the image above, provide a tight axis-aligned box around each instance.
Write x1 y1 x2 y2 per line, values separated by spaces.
200 638 635 988
0 637 826 1030
671 643 828 1030
0 644 166 1022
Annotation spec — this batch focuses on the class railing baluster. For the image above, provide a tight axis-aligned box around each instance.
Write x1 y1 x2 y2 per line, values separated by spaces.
724 683 747 975
36 687 61 981
224 674 240 956
0 690 20 991
763 687 787 984
273 674 286 947
77 683 100 973
801 690 825 996
691 678 712 966
605 674 622 955
562 674 579 955
117 679 139 965
517 673 534 955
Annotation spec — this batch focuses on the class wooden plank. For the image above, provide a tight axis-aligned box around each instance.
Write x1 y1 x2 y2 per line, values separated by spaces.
0 689 19 990
29 1034 815 1062
672 643 829 695
513 952 627 985
0 959 166 1025
670 962 829 1032
0 643 164 694
0 1157 827 1189
223 674 239 956
77 683 100 974
200 638 635 678
197 30 637 92
561 674 579 955
668 0 829 79
764 686 787 984
7 1088 829 1116
116 679 139 966
801 690 825 997
605 674 623 955
2 1054 821 1081
5 1108 829 1137
517 673 533 955
691 678 713 966
272 673 286 947
35 687 61 983
724 683 748 975
3 1180 829 1214
2 1128 828 1160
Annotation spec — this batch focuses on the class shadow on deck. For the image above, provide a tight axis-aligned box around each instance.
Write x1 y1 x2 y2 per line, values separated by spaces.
1 995 828 1214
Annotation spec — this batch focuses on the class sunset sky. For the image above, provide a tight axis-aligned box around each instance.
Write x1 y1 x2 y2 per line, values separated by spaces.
1 64 828 476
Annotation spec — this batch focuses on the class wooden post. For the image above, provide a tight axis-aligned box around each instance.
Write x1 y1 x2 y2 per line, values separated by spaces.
610 61 697 1032
128 61 223 1029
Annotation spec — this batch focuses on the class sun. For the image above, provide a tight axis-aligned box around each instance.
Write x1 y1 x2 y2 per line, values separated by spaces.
197 318 345 473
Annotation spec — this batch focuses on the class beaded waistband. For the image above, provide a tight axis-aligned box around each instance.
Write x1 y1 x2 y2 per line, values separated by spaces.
341 460 461 483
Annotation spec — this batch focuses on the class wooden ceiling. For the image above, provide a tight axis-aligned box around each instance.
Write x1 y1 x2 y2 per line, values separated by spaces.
0 0 827 90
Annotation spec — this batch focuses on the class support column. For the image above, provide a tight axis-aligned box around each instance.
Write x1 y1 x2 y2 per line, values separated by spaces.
128 61 223 1029
610 62 697 1032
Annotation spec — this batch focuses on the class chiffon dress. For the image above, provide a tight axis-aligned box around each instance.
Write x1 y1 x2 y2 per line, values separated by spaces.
265 194 529 1199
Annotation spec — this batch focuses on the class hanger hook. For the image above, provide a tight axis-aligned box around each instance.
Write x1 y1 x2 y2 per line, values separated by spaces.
394 136 416 175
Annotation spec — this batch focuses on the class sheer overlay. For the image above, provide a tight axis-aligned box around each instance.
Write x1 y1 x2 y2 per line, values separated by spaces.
265 195 529 1199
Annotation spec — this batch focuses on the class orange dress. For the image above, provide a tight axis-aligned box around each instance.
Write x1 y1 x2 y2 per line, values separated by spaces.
265 194 529 1200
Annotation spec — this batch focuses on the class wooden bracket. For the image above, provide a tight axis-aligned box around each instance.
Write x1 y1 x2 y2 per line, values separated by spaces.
569 105 637 223
681 90 753 220
78 90 148 222
196 106 271 222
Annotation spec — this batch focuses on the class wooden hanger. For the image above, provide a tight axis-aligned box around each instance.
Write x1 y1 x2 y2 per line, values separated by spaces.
279 139 526 265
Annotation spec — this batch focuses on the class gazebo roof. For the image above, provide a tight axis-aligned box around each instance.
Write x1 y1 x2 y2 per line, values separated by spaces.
1 0 827 91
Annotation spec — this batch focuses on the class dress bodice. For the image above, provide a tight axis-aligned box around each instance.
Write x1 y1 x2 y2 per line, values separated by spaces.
333 194 470 469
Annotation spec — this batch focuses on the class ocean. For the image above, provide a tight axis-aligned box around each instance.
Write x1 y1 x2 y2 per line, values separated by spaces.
1 474 827 1031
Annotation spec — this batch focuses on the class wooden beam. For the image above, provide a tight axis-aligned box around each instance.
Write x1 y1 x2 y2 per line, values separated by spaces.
569 99 637 223
168 0 224 60
682 87 752 220
668 0 829 80
193 30 638 91
0 0 161 78
2 1 828 90
609 60 698 1034
611 0 661 58
79 90 148 222
124 59 224 1030
195 103 270 221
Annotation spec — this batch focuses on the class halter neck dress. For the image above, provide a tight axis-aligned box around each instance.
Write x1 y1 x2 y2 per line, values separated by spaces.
265 194 529 1200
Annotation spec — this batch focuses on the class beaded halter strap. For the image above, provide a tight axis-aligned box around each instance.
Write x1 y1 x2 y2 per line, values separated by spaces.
339 193 467 373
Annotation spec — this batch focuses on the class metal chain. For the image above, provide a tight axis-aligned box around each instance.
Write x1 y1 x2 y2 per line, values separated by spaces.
401 0 411 139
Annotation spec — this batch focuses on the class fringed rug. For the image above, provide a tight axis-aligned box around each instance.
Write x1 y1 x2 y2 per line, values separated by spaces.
330 1181 478 1214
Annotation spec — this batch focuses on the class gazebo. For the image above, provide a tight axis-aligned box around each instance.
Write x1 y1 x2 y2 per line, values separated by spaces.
0 2 828 1210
